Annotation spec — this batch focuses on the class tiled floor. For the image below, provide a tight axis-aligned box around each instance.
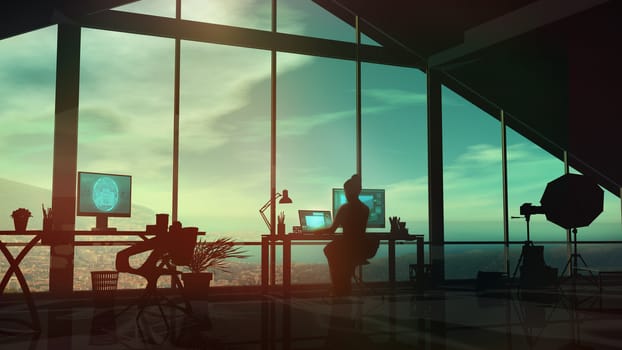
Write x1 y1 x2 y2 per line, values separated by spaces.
1 283 622 349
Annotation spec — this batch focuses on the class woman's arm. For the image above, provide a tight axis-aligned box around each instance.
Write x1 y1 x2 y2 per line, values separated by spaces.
313 207 343 235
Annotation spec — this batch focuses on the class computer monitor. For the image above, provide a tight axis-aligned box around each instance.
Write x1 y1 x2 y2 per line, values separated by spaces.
298 210 332 232
77 171 132 231
332 188 385 228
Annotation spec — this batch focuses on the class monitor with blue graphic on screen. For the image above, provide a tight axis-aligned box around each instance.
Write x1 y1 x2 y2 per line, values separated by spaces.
332 188 385 228
77 171 132 231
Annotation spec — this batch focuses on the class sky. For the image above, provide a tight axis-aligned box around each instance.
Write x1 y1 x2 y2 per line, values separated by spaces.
0 0 620 242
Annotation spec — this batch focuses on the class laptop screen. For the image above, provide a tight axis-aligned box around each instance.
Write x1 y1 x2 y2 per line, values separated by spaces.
298 210 332 232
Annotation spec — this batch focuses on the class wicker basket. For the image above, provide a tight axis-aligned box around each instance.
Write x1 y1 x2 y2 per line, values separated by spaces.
90 271 118 305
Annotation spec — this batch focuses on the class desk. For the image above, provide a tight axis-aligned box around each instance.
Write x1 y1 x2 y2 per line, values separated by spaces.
0 234 43 331
261 233 424 296
0 229 204 331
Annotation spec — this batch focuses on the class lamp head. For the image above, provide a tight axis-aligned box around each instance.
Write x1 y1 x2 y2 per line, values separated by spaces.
279 189 293 204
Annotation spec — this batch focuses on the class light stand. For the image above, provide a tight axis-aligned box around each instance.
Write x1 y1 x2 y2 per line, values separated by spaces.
259 189 292 288
560 228 590 279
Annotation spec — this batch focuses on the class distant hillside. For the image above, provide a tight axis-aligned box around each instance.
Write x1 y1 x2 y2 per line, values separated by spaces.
0 177 156 232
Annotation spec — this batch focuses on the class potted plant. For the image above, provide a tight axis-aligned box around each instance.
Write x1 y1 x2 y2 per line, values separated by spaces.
11 208 32 232
182 237 248 298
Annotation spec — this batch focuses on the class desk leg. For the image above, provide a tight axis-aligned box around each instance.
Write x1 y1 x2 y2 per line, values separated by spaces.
416 237 424 291
261 236 269 293
283 238 291 297
388 240 396 287
0 239 41 331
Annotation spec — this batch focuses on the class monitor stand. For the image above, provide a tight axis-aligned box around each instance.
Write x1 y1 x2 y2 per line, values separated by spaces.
92 215 117 231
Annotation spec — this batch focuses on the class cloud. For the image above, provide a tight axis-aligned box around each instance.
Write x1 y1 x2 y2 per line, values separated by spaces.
364 88 427 106
455 144 502 165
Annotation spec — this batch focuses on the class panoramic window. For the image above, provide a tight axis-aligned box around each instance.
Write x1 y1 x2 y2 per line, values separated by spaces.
276 53 355 283
78 29 175 230
75 29 175 290
115 0 177 18
0 26 56 230
506 127 565 243
178 42 270 242
361 63 428 235
361 63 428 281
442 87 504 242
441 86 505 278
0 26 57 292
276 53 356 229
182 0 270 31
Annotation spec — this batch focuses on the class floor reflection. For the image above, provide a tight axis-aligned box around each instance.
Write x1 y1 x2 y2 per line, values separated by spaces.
2 284 622 349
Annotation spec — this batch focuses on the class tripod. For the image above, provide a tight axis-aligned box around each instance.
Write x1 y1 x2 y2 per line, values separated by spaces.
511 214 534 282
560 228 590 279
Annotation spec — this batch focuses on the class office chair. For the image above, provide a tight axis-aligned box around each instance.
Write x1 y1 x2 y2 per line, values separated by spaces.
115 225 198 332
351 238 380 296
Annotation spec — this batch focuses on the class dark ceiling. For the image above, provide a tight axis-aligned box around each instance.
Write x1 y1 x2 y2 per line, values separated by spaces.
316 0 622 196
2 0 621 196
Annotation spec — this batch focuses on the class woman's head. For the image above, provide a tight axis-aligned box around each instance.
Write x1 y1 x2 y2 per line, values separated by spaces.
344 174 362 201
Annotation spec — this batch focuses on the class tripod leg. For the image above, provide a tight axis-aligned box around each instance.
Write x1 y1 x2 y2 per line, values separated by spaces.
560 257 573 277
512 253 524 281
577 254 589 268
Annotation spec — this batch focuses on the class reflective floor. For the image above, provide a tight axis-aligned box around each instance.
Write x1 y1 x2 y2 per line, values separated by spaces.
2 282 622 349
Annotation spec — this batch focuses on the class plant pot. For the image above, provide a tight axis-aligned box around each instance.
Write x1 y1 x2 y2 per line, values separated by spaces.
181 272 213 299
13 216 29 232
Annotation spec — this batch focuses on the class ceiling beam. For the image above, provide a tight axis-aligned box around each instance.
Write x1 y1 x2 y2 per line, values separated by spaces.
428 0 609 67
79 10 424 69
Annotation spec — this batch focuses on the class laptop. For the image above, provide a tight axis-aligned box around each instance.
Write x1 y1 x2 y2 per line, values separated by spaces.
298 210 332 232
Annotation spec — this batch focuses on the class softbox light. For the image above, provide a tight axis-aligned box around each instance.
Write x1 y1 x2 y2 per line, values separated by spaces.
539 173 603 230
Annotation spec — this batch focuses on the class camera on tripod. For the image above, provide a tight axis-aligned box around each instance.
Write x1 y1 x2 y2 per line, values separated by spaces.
519 203 545 219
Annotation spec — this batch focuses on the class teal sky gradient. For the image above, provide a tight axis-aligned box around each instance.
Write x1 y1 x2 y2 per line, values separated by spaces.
0 1 620 242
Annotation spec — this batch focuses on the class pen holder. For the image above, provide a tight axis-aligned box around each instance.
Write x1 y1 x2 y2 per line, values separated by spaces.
277 223 285 235
43 217 52 232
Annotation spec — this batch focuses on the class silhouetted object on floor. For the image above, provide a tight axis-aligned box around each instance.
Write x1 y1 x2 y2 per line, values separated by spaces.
518 243 558 289
114 221 198 334
315 175 371 296
540 174 603 279
476 271 507 291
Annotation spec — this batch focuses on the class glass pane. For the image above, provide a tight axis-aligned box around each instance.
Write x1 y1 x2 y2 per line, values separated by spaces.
291 244 330 285
179 41 270 240
396 241 423 282
115 0 176 18
0 26 56 231
361 63 428 236
183 0 270 31
445 244 506 279
0 246 50 293
591 186 622 240
565 169 622 242
442 87 503 242
78 29 175 231
506 127 565 242
276 53 355 233
278 1 354 42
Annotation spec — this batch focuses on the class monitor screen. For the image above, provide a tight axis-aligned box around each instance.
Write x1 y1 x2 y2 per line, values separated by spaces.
298 210 332 231
332 188 385 228
77 171 132 217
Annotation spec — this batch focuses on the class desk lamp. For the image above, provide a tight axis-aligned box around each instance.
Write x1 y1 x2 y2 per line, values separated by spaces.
259 189 293 232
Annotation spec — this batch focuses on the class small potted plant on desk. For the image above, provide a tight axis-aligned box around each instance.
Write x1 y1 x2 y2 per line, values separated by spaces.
11 208 32 232
182 237 248 299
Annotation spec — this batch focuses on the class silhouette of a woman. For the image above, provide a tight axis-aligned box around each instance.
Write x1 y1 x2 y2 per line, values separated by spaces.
315 174 369 296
